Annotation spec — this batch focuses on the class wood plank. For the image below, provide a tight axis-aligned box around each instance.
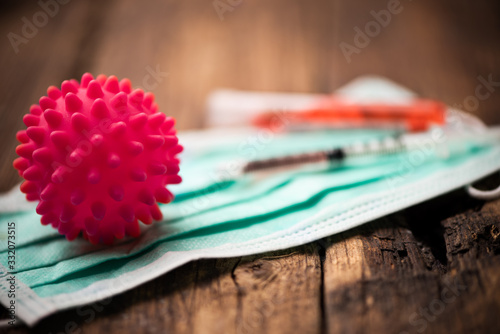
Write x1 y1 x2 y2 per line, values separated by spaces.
86 0 500 131
323 183 500 334
0 0 115 192
15 245 321 334
231 246 322 334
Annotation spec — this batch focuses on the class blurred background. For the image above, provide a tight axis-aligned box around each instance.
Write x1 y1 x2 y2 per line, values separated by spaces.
1 0 499 192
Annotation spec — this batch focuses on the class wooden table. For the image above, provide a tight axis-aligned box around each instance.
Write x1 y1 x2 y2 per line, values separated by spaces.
1 0 500 333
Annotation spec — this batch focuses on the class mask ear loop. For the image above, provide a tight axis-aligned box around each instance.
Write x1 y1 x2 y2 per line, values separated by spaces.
467 171 500 201
445 108 500 201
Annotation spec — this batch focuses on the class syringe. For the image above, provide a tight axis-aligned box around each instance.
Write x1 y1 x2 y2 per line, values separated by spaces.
240 127 500 174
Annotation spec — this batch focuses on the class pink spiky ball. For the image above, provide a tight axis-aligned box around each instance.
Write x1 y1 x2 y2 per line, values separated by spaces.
13 73 182 244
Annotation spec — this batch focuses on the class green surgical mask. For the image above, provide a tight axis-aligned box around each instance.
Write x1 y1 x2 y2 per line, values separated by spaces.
2 83 500 327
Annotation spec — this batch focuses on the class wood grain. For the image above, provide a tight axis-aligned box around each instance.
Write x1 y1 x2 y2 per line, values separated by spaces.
323 187 500 334
1 0 500 333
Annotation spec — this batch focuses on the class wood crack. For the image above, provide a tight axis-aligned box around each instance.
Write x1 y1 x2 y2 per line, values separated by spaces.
317 240 327 334
230 257 243 332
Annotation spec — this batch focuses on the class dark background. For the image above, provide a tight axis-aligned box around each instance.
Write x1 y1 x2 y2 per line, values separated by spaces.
1 1 500 333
